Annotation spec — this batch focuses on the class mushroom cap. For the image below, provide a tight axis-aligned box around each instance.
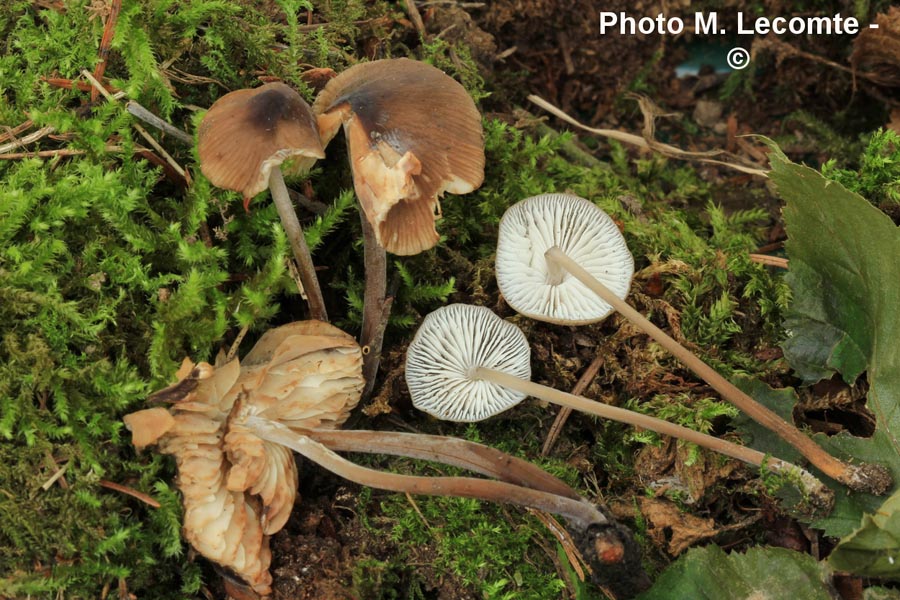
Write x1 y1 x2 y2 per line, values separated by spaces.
405 304 531 422
198 82 325 200
313 58 485 256
496 194 634 325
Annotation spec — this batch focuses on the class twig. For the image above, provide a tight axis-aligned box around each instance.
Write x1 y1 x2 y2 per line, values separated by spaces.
225 324 250 362
126 101 193 145
0 146 128 160
40 462 69 491
0 125 56 154
541 354 605 456
404 0 427 37
99 479 161 509
527 508 588 579
749 254 789 269
528 94 769 177
0 120 35 144
91 0 122 102
82 69 190 184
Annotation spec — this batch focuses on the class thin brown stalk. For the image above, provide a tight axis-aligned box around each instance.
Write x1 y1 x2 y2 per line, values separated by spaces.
545 246 891 495
359 209 388 398
249 418 609 530
301 429 578 498
268 169 329 322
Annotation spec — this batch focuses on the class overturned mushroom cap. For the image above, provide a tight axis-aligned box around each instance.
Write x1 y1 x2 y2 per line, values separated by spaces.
198 82 325 200
406 304 531 422
313 58 485 256
497 194 634 325
124 320 364 596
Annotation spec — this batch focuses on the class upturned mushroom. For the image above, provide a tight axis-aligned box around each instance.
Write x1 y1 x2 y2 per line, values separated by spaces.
126 319 648 597
312 58 485 394
495 193 891 495
198 82 329 321
405 303 833 507
124 320 364 597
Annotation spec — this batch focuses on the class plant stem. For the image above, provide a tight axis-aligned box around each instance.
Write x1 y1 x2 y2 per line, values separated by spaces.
359 209 388 398
268 169 328 322
301 429 578 498
473 366 833 507
249 418 609 530
545 245 890 494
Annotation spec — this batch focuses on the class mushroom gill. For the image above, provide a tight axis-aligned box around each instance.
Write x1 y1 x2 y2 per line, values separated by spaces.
124 321 363 597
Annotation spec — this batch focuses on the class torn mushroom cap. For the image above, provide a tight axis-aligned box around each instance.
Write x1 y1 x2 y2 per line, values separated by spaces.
406 304 531 422
497 194 634 325
313 58 485 256
198 82 325 202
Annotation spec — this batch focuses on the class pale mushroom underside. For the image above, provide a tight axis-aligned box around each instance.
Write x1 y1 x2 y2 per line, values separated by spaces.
406 304 531 422
497 193 635 325
124 320 364 596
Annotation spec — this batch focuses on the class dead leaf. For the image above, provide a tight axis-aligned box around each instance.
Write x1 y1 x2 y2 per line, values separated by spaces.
639 497 718 556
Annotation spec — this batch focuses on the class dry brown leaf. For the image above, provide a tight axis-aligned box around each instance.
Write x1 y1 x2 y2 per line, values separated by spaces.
638 497 718 556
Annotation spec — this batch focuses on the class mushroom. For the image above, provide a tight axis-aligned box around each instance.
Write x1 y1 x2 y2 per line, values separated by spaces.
127 319 647 597
495 193 891 495
405 303 833 507
124 320 365 597
312 58 485 394
198 82 329 322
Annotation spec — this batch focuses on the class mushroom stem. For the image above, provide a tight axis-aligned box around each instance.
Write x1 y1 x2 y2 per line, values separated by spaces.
268 169 328 322
248 417 609 530
301 428 578 498
545 246 890 495
473 366 833 507
359 209 389 398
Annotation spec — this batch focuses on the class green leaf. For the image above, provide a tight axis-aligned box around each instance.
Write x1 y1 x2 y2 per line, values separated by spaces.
636 545 832 600
769 149 900 537
830 488 900 579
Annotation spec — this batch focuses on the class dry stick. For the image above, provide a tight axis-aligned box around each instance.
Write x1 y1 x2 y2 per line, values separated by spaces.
542 354 605 456
268 169 329 322
545 246 891 495
302 429 578 499
91 0 122 102
359 210 388 398
527 94 769 177
0 146 129 160
81 70 190 184
98 479 161 509
126 101 193 145
249 418 609 531
749 253 789 269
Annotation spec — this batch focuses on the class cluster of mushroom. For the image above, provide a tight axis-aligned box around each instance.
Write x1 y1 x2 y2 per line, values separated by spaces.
406 193 892 508
126 317 650 597
129 62 654 598
197 58 485 389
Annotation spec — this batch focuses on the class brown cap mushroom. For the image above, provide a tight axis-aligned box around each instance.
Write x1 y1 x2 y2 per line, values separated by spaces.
197 82 330 321
313 58 485 255
198 82 325 204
